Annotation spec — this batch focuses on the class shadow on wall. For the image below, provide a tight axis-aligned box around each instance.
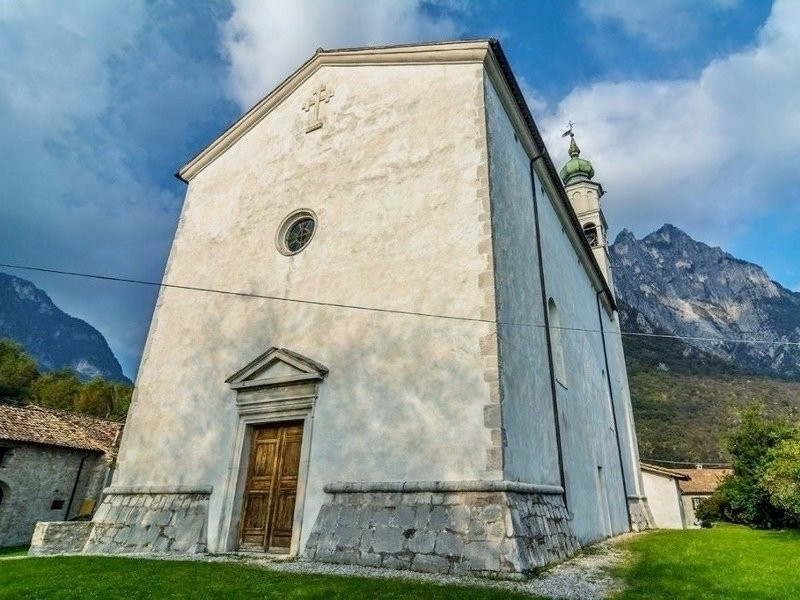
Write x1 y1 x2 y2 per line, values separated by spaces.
121 285 499 487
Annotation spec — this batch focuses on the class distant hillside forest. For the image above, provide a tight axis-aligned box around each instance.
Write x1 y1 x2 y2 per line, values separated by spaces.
628 369 800 463
0 339 131 420
621 322 800 463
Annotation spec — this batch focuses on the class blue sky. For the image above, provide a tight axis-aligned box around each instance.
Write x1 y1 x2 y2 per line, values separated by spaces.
0 0 797 378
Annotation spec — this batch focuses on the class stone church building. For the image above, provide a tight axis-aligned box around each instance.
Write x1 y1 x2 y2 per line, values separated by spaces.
33 40 649 573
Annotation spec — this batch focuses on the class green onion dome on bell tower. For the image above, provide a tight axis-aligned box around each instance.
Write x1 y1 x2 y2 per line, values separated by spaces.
559 135 595 184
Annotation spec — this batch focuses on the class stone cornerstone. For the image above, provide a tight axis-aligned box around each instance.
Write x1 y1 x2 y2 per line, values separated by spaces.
304 481 579 575
627 496 655 532
29 486 211 556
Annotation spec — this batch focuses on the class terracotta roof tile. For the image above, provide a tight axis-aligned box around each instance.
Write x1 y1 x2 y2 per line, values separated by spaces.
0 404 122 455
672 468 732 494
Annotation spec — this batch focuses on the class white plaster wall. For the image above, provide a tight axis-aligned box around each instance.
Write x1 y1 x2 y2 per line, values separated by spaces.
532 171 630 543
641 472 684 529
115 62 497 552
482 76 559 486
604 314 646 499
681 494 706 527
482 74 632 543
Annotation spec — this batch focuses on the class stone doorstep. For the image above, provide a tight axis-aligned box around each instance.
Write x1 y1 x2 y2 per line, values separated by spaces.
228 551 297 562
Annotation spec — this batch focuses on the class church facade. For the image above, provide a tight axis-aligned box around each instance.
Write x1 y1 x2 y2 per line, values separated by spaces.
32 40 649 573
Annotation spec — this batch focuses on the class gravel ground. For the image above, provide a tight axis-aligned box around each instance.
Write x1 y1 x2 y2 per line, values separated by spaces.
22 537 634 599
217 536 632 599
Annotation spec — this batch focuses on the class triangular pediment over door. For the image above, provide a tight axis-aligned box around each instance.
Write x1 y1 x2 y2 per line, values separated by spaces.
226 347 329 391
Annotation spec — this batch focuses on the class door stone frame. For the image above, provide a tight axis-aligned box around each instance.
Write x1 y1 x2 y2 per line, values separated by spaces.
216 348 327 555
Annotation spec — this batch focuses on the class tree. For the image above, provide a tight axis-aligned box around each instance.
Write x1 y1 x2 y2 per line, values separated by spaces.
28 370 82 411
701 403 799 528
0 339 39 404
761 435 800 521
722 403 797 528
74 378 112 417
75 378 132 419
0 339 132 419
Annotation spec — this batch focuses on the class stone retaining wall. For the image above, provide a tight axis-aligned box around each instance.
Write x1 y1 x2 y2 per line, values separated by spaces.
304 484 579 575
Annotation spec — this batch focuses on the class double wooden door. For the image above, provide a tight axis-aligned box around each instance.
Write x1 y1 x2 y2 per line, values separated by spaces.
238 421 303 553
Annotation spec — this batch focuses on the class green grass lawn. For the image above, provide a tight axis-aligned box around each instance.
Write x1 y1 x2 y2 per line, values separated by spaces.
0 545 28 558
3 525 799 598
613 524 800 599
0 556 533 599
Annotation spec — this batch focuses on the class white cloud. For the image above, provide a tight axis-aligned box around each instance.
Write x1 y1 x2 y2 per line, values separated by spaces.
517 76 549 117
0 2 229 377
539 0 800 243
578 0 739 48
222 0 461 109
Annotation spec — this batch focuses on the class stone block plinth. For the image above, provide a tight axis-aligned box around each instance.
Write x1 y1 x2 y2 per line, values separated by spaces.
29 521 94 556
627 496 654 531
304 480 579 575
82 486 211 554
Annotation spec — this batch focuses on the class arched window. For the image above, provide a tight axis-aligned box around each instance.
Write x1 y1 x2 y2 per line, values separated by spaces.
548 298 567 387
583 222 599 247
0 481 8 507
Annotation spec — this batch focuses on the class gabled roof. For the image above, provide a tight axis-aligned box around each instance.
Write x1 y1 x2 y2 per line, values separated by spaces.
640 462 690 480
176 40 492 183
175 39 614 308
672 468 732 494
226 347 328 390
0 404 122 455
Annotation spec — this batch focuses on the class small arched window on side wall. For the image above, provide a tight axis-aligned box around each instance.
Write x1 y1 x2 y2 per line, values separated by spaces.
548 298 567 388
583 222 599 247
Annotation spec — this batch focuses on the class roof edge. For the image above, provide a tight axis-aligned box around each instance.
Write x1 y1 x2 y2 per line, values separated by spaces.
482 40 615 307
640 462 690 479
176 38 615 306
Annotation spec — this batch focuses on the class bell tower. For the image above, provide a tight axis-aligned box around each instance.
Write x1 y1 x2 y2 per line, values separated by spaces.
559 129 614 294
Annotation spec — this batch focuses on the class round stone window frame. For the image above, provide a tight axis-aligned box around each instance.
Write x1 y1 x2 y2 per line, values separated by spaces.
276 209 318 256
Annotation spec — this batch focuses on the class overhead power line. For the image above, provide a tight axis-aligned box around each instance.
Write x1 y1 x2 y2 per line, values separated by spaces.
642 457 732 468
1 261 799 347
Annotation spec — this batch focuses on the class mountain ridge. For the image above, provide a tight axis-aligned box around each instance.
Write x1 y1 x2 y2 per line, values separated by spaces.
0 271 129 383
610 224 800 380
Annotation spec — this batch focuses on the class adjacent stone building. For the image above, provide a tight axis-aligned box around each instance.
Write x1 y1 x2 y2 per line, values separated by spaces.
0 404 121 547
32 40 650 572
640 463 730 528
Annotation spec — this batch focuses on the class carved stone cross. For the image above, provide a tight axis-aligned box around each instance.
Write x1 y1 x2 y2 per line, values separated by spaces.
302 83 334 133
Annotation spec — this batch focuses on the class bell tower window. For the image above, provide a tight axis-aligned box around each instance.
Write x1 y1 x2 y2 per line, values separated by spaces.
583 222 599 247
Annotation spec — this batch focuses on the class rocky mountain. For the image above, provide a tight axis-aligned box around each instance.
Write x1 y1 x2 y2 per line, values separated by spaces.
610 224 800 380
0 272 129 383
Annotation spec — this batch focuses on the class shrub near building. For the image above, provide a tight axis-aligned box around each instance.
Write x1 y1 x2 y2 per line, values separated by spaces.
698 404 800 528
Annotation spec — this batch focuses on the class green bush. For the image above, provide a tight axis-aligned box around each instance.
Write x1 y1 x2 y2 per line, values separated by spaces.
695 493 726 527
761 434 800 521
704 404 800 529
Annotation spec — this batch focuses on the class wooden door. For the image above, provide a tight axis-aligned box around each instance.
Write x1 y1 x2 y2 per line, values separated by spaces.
238 421 303 553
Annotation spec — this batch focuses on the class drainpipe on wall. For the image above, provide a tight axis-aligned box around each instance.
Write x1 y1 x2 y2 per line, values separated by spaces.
529 156 567 506
596 289 632 527
65 453 89 521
